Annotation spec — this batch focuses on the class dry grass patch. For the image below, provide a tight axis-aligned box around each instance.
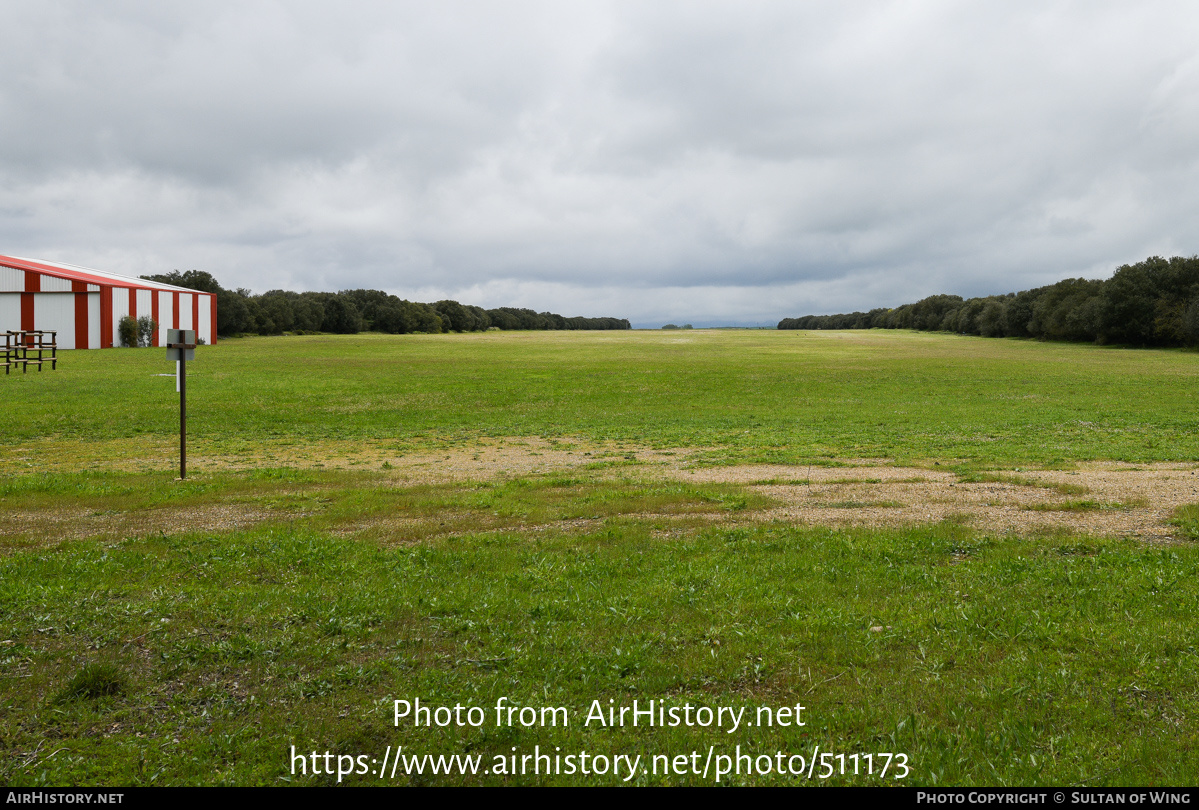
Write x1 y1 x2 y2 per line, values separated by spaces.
0 436 699 478
670 460 1199 541
0 504 278 547
5 441 1198 547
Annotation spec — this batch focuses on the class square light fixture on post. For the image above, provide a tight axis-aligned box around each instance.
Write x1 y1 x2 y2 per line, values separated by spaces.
165 329 197 479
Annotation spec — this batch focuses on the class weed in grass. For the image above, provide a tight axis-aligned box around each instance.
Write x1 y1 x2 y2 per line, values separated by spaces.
956 471 1091 496
1026 500 1104 512
53 662 129 702
1169 504 1199 540
1047 481 1091 496
1025 498 1147 512
1052 542 1102 557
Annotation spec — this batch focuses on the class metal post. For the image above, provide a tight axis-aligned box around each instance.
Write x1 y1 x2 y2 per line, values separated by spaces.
179 353 187 480
166 329 196 482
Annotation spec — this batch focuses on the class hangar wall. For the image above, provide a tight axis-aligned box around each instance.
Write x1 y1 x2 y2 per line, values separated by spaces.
0 255 217 349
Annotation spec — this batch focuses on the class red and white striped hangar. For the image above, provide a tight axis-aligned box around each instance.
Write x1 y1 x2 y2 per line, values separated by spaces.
0 255 217 349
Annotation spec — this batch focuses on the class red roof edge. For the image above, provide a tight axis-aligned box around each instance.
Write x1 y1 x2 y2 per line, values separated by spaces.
0 254 213 296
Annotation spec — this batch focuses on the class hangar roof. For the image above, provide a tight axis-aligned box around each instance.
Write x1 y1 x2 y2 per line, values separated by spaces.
0 254 212 294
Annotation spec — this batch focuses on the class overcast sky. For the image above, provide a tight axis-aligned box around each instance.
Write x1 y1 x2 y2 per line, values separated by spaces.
2 2 1198 326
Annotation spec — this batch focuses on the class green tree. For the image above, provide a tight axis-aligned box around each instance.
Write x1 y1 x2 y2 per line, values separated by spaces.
434 300 470 332
1100 262 1159 344
320 296 363 334
140 270 223 295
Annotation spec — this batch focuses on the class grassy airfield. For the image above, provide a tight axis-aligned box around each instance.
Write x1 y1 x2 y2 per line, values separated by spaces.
1 330 1197 786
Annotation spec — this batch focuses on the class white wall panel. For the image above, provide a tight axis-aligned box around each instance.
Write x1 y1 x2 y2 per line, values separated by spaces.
34 293 75 349
0 293 20 332
198 296 212 343
179 292 193 330
88 293 100 349
112 288 131 345
135 289 152 320
0 267 22 292
158 291 172 345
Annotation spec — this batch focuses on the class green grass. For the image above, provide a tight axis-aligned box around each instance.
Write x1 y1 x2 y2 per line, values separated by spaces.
2 330 1198 786
1 329 1198 467
2 512 1197 786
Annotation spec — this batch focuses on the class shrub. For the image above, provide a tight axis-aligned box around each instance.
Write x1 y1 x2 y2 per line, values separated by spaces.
136 315 157 347
117 315 138 347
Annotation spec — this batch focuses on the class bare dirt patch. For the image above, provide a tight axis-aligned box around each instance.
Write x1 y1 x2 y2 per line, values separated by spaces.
670 462 1199 541
0 436 674 476
355 446 1199 541
189 437 681 479
0 504 276 546
358 446 1199 541
6 437 1197 542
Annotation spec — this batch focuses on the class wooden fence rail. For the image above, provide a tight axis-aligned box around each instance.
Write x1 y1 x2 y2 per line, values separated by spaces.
3 330 58 375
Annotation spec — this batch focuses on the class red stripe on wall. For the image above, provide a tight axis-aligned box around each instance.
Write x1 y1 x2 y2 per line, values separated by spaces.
71 280 87 292
20 292 33 329
100 286 113 348
151 293 160 347
75 293 89 349
172 292 180 329
129 288 138 320
20 293 33 346
25 271 40 292
192 294 200 339
211 294 218 345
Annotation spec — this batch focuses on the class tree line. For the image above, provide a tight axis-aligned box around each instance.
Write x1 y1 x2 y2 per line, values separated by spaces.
778 255 1199 347
140 271 631 337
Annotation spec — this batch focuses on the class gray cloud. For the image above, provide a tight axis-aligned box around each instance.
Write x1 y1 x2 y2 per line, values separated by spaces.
2 1 1198 326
